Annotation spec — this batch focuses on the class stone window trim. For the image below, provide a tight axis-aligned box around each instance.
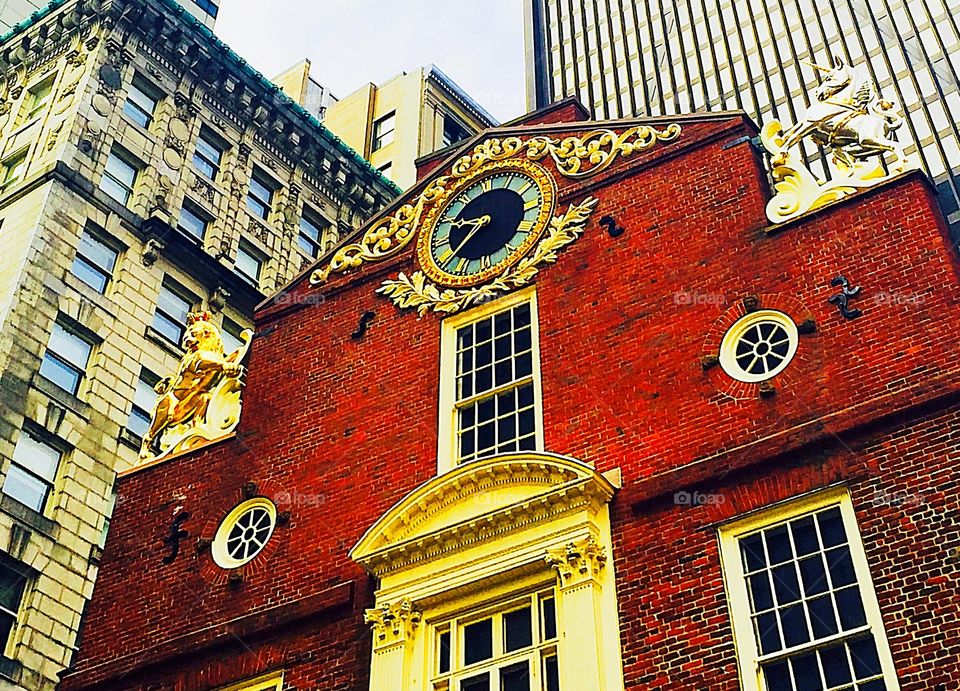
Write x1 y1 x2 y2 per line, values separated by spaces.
70 224 121 295
246 167 277 221
151 277 199 348
194 127 227 182
0 552 33 660
718 486 900 691
122 77 162 130
2 424 68 517
437 286 544 474
176 199 210 243
38 319 97 398
100 147 142 208
351 452 626 691
21 73 56 124
0 148 29 191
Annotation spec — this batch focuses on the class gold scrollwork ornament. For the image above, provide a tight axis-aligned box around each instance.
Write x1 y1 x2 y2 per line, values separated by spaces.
310 125 680 286
377 196 598 316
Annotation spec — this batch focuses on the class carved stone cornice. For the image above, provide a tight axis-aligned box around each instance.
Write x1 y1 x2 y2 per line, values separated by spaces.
545 536 607 587
364 599 422 649
351 453 617 577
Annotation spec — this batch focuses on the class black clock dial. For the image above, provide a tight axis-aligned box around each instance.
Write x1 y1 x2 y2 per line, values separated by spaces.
429 171 544 278
447 189 524 260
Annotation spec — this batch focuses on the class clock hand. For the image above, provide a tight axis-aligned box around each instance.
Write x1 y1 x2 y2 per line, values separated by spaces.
449 215 491 256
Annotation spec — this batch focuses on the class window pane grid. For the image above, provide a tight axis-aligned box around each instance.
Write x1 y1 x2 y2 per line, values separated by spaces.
454 303 536 464
434 592 557 691
739 506 888 690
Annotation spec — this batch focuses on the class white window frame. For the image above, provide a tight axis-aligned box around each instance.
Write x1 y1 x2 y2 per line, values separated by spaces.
437 286 544 474
71 225 119 294
235 243 263 285
719 487 900 691
432 589 560 691
193 128 225 181
3 429 63 514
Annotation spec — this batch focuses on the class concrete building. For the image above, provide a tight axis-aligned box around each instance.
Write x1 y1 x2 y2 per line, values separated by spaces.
523 0 960 235
1 0 220 34
59 99 960 691
316 64 497 189
0 0 396 686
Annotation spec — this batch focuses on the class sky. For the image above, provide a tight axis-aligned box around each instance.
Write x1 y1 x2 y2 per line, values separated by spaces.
215 0 528 123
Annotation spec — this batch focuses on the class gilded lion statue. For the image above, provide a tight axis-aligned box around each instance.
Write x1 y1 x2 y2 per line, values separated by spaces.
139 311 253 462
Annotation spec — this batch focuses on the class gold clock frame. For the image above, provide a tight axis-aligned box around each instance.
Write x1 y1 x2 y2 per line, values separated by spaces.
415 159 557 288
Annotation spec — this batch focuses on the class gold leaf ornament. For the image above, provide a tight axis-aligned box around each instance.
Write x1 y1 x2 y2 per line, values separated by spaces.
377 197 599 316
310 125 679 286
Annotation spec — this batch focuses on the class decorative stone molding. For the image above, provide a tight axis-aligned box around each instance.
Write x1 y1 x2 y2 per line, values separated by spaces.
351 453 617 577
546 536 607 587
364 599 422 648
209 286 230 312
142 236 165 266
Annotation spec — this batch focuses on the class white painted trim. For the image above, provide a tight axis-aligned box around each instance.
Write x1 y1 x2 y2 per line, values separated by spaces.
718 487 901 691
215 671 283 691
718 309 799 383
436 285 543 474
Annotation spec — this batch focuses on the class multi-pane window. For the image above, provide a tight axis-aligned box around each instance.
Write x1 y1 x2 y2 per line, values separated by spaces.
39 323 92 395
721 493 897 691
101 150 138 206
452 300 539 464
70 228 118 294
3 430 62 513
193 129 224 180
177 201 208 240
433 592 559 691
235 243 262 284
152 280 194 345
221 317 245 354
372 111 396 151
0 555 29 653
0 149 28 189
123 81 159 128
127 369 158 438
24 76 54 120
246 170 274 220
297 211 326 258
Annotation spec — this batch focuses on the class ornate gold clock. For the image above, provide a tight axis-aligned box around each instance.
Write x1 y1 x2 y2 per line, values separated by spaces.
416 160 556 288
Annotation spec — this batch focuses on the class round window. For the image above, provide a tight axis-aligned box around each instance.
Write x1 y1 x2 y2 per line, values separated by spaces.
719 310 799 383
211 498 277 569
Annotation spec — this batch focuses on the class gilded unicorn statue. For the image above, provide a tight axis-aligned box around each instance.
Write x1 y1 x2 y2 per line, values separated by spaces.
139 311 252 463
760 56 914 223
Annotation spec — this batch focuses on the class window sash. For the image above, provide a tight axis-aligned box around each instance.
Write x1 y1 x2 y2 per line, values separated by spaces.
102 153 137 204
4 433 61 513
1 152 28 186
178 203 208 240
373 112 396 150
720 490 898 691
40 324 91 394
123 85 157 127
71 231 117 294
433 592 558 690
25 79 53 119
298 214 324 257
193 134 223 179
246 175 273 219
153 284 193 344
235 246 262 282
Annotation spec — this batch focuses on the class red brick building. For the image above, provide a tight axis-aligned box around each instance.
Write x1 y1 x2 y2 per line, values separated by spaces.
60 102 960 691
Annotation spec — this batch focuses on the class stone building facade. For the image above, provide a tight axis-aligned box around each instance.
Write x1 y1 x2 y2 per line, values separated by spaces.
0 0 395 687
60 98 960 691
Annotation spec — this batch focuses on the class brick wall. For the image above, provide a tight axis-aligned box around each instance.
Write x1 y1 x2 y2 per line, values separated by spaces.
62 112 960 690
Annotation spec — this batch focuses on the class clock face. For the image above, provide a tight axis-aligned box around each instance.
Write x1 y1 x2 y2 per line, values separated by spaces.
418 162 556 287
